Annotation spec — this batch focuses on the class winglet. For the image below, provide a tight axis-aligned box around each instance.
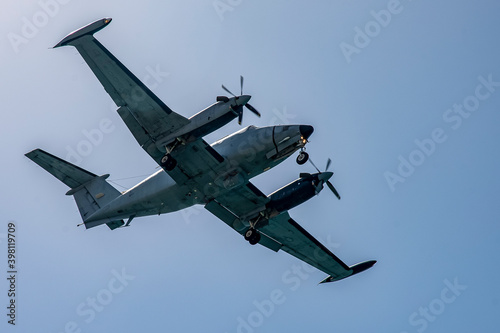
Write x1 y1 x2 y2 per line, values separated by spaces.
319 260 377 284
53 18 112 48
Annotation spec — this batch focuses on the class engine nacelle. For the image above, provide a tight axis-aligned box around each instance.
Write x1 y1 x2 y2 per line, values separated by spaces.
266 173 322 213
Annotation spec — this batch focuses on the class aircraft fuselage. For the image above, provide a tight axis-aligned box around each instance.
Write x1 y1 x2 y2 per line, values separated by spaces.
85 124 313 224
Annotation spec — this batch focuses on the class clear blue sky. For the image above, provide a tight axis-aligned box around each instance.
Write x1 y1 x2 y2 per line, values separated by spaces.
1 1 500 332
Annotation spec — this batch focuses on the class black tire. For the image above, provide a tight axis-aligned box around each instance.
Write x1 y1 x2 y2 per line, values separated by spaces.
160 154 177 171
160 154 170 165
249 232 261 245
244 228 255 241
296 152 309 165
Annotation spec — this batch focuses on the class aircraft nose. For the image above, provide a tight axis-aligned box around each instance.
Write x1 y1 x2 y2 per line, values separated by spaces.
299 125 314 140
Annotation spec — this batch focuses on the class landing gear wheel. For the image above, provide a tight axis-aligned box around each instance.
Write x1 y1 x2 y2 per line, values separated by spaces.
244 228 255 241
249 232 261 245
296 151 309 165
244 228 261 245
160 154 177 171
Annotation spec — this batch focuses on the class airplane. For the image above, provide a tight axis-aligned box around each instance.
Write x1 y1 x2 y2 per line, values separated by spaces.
25 18 376 284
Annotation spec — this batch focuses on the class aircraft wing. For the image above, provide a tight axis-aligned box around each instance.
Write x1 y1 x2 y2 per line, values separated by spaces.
205 201 376 283
54 18 190 160
259 212 375 283
205 187 283 253
212 182 270 217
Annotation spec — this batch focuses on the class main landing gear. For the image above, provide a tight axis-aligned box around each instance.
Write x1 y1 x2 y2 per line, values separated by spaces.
160 154 177 171
161 140 182 171
296 150 309 165
244 228 261 245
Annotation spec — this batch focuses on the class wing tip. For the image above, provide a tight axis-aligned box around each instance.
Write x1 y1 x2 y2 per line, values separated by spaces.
53 18 112 48
350 259 377 275
25 148 39 158
319 260 377 284
25 148 48 161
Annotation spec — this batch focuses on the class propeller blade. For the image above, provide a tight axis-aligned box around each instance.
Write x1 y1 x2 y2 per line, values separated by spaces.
327 181 341 200
325 158 332 172
309 158 321 173
238 109 243 125
240 75 244 95
245 103 261 117
222 84 236 97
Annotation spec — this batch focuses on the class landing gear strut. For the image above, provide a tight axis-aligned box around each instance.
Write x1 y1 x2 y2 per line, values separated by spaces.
244 228 261 245
160 154 177 171
296 151 309 165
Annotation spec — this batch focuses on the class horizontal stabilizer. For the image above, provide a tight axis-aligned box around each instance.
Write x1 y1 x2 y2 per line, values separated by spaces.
25 149 123 230
25 149 98 189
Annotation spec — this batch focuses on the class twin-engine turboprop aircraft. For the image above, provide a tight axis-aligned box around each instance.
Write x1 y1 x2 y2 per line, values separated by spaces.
25 18 375 283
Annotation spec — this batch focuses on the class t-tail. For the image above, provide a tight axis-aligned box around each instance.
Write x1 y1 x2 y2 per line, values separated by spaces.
25 149 124 230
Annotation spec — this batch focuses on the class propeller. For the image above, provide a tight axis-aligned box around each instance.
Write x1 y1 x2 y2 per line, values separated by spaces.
220 75 261 125
309 158 341 200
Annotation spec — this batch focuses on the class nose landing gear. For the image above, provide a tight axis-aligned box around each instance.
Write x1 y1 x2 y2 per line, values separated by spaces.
296 151 309 165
